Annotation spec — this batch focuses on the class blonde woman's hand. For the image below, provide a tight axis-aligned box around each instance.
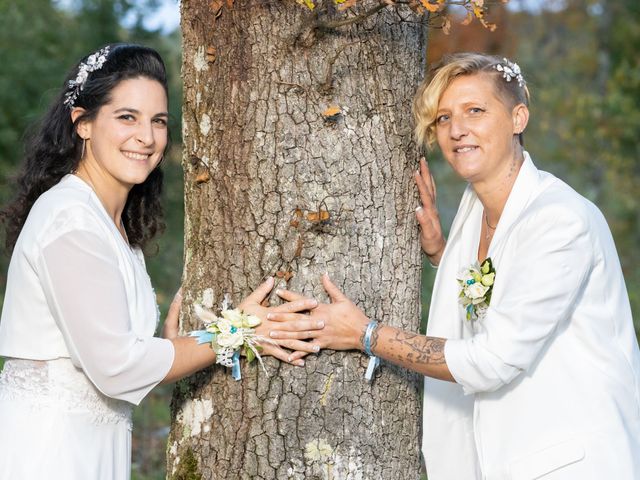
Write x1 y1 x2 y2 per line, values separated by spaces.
415 157 446 265
238 277 324 366
268 275 370 360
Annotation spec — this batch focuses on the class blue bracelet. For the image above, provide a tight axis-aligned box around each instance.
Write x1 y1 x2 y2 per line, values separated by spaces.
364 320 380 381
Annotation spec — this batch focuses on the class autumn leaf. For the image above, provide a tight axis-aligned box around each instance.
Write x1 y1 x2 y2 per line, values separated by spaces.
294 237 304 257
337 0 357 11
196 171 210 184
482 20 497 31
472 0 484 7
206 46 216 63
276 270 294 281
473 5 484 19
210 0 224 14
297 0 315 10
322 105 342 118
306 210 331 222
442 16 451 35
420 0 440 12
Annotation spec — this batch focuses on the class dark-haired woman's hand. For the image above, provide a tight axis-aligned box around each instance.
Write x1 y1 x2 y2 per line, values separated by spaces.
161 288 182 340
415 157 446 265
239 277 323 366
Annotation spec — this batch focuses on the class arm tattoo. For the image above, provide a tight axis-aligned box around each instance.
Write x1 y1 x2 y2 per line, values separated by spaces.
389 330 446 366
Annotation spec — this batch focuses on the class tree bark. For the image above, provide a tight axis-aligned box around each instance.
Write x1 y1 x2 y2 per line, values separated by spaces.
168 1 427 478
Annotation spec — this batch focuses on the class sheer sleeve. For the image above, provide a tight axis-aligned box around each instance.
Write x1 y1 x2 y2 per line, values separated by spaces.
37 229 175 405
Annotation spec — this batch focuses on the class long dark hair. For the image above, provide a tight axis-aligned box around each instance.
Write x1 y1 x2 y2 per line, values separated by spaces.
1 43 169 252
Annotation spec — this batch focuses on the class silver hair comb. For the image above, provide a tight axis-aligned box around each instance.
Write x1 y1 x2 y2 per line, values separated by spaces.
63 46 111 109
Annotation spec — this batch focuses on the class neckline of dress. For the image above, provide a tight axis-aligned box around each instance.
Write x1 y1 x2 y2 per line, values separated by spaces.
64 174 134 252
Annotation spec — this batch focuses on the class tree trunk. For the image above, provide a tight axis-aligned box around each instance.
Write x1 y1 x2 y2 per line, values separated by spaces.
168 1 427 478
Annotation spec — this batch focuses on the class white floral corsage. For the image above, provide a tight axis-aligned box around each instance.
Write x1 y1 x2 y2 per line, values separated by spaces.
189 305 268 380
457 258 496 321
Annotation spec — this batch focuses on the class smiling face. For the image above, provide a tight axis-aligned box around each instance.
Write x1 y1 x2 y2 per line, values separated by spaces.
435 73 528 186
77 77 168 190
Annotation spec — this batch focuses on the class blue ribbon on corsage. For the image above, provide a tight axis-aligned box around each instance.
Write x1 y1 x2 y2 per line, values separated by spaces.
189 330 243 381
231 351 241 381
189 330 215 344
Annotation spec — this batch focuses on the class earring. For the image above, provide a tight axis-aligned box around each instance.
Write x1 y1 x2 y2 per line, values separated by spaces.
80 138 86 159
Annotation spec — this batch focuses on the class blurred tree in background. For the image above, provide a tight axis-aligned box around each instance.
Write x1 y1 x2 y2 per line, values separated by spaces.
0 0 637 478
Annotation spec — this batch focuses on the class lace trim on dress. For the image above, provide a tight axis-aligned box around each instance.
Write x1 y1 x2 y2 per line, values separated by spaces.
0 358 132 428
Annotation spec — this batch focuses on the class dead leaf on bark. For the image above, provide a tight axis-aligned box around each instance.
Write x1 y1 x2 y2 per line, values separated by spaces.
337 0 357 11
275 270 294 281
322 105 342 118
206 46 216 63
196 171 210 184
210 0 224 14
306 210 330 222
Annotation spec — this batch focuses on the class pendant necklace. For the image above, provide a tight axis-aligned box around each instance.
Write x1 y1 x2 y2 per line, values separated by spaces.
484 212 497 240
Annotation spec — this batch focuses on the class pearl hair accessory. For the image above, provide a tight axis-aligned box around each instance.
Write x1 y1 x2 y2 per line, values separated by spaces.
63 46 111 109
494 57 525 88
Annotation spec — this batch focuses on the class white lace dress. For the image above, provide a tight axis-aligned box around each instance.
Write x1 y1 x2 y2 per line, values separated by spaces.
0 175 175 479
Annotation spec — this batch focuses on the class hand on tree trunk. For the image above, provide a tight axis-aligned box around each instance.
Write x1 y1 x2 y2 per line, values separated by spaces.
415 157 446 265
238 277 324 366
161 287 182 340
269 274 370 359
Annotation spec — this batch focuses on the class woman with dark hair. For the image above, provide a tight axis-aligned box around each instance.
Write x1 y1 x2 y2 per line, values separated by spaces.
271 53 640 479
0 44 320 479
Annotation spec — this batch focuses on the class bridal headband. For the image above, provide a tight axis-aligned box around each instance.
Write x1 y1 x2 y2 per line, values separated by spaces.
63 46 111 109
493 57 525 88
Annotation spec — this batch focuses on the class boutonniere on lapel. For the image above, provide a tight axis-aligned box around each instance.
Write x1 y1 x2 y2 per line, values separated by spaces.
458 258 496 321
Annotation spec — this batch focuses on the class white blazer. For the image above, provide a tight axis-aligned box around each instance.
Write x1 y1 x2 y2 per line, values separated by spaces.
422 153 640 480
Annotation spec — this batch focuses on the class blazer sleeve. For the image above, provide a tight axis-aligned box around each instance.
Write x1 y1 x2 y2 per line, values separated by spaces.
445 203 594 394
36 227 175 405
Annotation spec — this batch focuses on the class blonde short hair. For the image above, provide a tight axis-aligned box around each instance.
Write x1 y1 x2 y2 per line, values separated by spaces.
413 52 531 148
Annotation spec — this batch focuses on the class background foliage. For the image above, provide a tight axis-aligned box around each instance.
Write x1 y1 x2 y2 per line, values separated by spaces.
0 0 637 478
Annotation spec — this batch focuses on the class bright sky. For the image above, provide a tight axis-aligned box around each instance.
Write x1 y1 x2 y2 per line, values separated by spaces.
141 0 180 34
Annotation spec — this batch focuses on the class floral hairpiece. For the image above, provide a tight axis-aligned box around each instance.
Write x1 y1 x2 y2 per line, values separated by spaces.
494 58 525 88
63 46 111 109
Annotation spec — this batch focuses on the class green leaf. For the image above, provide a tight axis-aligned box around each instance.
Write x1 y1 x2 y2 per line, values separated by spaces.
245 347 256 364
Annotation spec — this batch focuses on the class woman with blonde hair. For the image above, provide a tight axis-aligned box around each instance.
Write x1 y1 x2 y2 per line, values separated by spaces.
271 53 640 479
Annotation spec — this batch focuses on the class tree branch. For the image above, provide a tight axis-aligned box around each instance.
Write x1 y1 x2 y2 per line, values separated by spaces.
315 2 389 30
